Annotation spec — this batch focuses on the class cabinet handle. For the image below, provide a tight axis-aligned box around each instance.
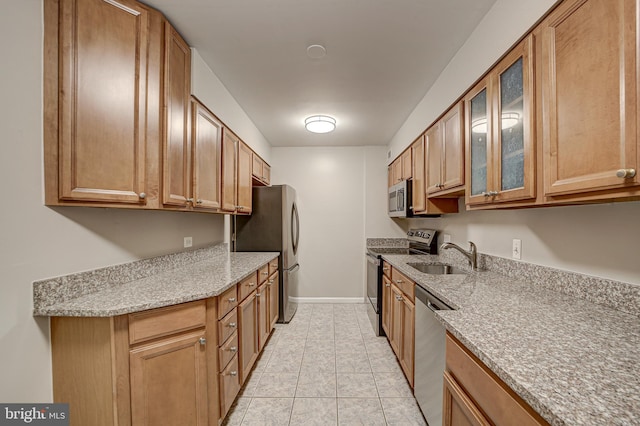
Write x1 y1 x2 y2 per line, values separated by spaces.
382 267 389 271
228 297 236 303
482 191 499 197
196 199 203 204
261 271 269 275
385 283 390 287
229 371 238 377
268 279 275 284
138 192 146 199
395 295 403 301
248 282 256 287
230 346 238 353
199 337 206 346
616 168 636 178
395 280 403 284
229 322 237 328
256 292 261 297
186 198 194 203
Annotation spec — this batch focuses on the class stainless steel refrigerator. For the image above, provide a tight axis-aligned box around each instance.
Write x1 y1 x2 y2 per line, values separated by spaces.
235 185 300 323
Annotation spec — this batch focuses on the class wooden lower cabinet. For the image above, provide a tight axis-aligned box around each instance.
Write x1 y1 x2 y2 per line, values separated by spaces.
129 330 208 425
444 333 548 426
51 261 278 426
238 290 259 383
382 267 415 388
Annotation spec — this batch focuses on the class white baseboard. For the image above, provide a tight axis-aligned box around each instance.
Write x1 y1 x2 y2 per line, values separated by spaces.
290 297 366 304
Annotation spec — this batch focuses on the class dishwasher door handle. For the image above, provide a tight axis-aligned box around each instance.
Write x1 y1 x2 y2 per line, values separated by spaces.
426 300 439 312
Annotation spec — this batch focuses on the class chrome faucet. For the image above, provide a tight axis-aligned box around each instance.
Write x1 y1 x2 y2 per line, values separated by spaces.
440 241 478 271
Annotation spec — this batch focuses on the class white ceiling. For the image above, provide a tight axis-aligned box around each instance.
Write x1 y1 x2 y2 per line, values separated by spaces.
142 0 497 147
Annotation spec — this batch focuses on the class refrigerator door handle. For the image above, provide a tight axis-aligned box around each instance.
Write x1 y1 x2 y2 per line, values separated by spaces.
289 264 300 273
291 202 300 255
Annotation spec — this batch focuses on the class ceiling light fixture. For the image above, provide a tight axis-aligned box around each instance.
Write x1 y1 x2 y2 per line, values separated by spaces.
305 115 336 134
306 44 327 59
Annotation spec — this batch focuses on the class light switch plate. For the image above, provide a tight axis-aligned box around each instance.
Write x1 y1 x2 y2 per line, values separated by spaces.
443 234 451 243
184 236 193 248
512 239 521 260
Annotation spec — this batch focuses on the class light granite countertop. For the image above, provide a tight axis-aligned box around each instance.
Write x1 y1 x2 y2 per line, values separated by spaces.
33 249 278 317
379 252 640 426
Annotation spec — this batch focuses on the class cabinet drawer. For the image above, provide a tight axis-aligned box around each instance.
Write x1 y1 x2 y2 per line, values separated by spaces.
268 257 279 276
238 272 258 302
218 285 238 320
391 268 414 301
128 300 206 345
219 354 241 419
218 308 238 346
258 264 270 284
382 261 392 279
218 331 239 372
446 333 547 426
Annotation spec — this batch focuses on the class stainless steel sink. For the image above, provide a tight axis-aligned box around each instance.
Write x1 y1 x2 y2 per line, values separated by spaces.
407 262 467 275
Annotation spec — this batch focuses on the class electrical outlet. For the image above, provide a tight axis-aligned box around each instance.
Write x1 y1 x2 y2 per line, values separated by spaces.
443 234 451 243
184 236 193 248
512 239 521 260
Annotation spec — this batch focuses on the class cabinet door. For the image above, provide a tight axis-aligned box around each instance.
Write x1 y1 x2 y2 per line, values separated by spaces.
393 159 403 184
268 271 279 330
192 99 222 210
252 153 263 182
388 166 394 188
389 285 403 356
58 0 148 204
381 275 392 337
465 79 493 206
221 128 238 212
426 123 443 194
130 330 208 426
400 296 415 388
238 291 259 383
262 163 271 185
236 141 253 214
219 355 240 420
443 371 491 426
441 102 465 191
401 149 412 180
162 23 191 207
256 283 269 351
492 35 535 203
542 0 639 196
411 136 426 213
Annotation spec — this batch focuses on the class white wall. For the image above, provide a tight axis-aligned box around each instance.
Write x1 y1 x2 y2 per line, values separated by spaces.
0 1 229 402
270 147 366 299
191 49 272 163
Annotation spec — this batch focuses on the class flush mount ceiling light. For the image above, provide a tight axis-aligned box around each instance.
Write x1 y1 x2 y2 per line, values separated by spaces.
305 115 336 134
306 44 327 59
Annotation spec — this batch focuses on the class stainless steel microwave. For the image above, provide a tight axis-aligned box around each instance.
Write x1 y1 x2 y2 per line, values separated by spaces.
389 180 411 217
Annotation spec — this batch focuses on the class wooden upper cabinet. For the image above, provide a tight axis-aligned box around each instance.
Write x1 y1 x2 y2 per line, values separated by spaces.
401 149 413 180
466 35 535 206
56 0 149 204
221 128 238 212
191 98 222 210
251 153 271 186
392 158 403 184
411 136 426 213
541 0 639 197
428 102 465 197
162 23 191 207
236 141 253 214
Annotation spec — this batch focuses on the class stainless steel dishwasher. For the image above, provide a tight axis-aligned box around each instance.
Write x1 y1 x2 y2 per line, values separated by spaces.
414 284 451 426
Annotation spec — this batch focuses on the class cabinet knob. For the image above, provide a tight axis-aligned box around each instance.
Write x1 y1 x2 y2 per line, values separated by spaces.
395 280 403 284
186 198 194 203
385 283 390 287
261 271 269 276
199 337 206 346
268 279 274 284
395 295 403 301
248 282 256 287
230 346 238 353
228 297 236 303
256 292 261 297
616 168 636 178
138 192 146 199
229 322 237 328
196 199 203 204
229 371 238 377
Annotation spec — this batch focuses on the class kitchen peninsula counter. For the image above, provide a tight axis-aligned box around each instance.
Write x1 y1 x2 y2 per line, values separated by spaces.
380 251 640 426
33 244 278 317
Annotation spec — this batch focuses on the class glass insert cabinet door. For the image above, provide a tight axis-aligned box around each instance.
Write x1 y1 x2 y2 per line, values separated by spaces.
465 35 535 206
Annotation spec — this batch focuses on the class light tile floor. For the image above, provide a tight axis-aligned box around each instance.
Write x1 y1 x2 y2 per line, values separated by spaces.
223 303 427 426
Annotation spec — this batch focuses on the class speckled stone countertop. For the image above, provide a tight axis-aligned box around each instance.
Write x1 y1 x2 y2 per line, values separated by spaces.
379 252 640 426
33 245 278 317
